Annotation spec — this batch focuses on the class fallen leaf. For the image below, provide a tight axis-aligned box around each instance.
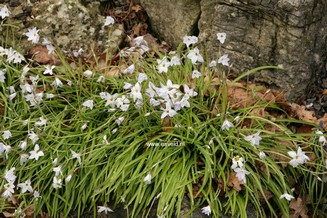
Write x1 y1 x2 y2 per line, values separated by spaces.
29 46 60 65
227 171 244 192
290 197 308 218
162 116 171 132
131 5 143 12
3 211 14 217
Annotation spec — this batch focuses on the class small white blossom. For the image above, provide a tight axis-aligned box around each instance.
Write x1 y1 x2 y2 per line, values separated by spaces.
42 38 55 54
209 60 217 67
316 130 326 145
83 70 93 78
123 64 135 74
231 156 243 169
170 55 181 66
218 54 230 66
52 176 62 189
280 192 294 201
97 206 113 214
244 131 262 146
81 121 89 130
161 102 177 119
201 205 211 216
259 151 266 159
157 57 170 73
183 36 198 47
3 130 12 139
97 75 105 83
144 172 152 184
222 119 234 130
2 183 15 198
29 144 44 161
4 167 16 183
18 140 28 150
46 93 55 99
234 167 250 183
25 27 40 44
187 47 204 64
0 5 11 19
82 100 94 110
65 174 73 183
191 70 202 79
53 165 63 177
43 65 55 75
17 179 34 193
28 131 39 144
137 73 148 83
216 32 227 44
35 116 47 127
20 154 29 165
71 149 81 164
104 16 115 26
0 68 6 82
288 146 310 168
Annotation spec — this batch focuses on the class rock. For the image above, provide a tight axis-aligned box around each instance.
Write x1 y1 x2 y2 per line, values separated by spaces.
135 0 327 101
135 0 201 48
198 0 327 101
0 0 125 57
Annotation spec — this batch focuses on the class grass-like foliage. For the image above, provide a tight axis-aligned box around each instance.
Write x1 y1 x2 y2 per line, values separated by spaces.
1 17 327 218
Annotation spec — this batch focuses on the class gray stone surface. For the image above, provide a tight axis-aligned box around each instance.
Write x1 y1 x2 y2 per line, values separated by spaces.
136 0 201 48
198 0 327 101
0 0 125 56
135 0 327 101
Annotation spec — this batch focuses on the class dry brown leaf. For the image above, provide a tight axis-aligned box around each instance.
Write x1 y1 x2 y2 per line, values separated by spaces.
227 171 244 192
290 197 308 218
29 46 60 65
131 4 143 12
162 116 171 132
323 89 327 95
3 211 14 217
289 103 327 131
105 67 122 77
25 204 35 216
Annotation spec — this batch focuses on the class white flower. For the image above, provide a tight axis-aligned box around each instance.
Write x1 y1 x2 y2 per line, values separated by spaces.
0 68 6 82
82 100 94 110
43 65 55 75
0 5 11 19
222 119 234 130
97 206 113 214
218 54 230 66
280 192 294 201
17 179 34 193
183 36 198 47
244 131 262 146
53 165 62 177
137 73 148 83
157 57 170 73
71 149 81 164
130 83 143 102
4 167 16 183
191 70 202 79
46 93 55 99
35 116 47 127
42 38 55 54
216 32 227 44
2 183 15 198
209 60 217 67
3 130 12 139
123 64 135 74
170 55 181 66
20 154 29 165
259 151 266 159
52 176 62 189
51 77 64 88
65 174 73 183
316 130 326 145
33 190 41 199
201 205 211 216
231 156 243 169
29 144 44 161
234 167 250 183
115 116 125 125
25 27 40 44
161 102 177 119
144 172 152 184
104 16 115 26
28 131 39 144
0 142 11 158
97 75 105 83
187 47 204 64
18 140 28 150
288 146 310 168
83 70 93 78
81 121 89 130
